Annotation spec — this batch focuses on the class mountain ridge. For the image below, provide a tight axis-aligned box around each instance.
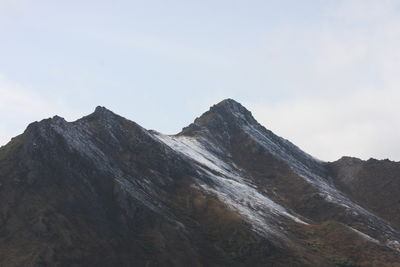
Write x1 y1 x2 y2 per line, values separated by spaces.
1 99 400 266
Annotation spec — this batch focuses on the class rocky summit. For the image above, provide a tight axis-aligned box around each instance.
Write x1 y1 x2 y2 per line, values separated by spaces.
1 99 400 267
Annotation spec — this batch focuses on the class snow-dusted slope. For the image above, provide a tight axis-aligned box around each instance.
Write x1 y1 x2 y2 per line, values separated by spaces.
155 133 307 238
155 99 400 252
237 112 400 251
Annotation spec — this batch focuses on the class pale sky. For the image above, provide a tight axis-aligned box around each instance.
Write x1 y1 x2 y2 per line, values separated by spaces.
1 0 400 161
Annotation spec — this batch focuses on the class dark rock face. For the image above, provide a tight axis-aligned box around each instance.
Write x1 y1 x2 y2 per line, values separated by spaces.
329 157 400 231
1 100 400 266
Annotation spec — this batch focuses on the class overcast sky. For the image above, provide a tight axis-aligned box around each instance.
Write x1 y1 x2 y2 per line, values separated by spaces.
1 0 400 161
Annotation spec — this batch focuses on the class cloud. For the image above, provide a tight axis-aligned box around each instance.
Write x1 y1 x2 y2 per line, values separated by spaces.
0 74 80 146
252 87 400 161
0 74 50 113
248 0 400 160
246 1 400 161
332 0 399 23
0 74 48 145
0 0 26 11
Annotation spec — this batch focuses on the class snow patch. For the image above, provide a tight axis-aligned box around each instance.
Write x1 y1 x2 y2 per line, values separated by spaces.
154 133 308 238
348 226 379 244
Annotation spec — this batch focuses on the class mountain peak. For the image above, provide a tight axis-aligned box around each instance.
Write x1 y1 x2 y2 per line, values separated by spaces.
211 99 257 123
93 106 114 116
212 98 250 115
77 106 120 124
180 99 259 136
214 98 242 108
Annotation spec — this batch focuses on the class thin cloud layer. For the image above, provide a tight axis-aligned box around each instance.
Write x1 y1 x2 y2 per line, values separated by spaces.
250 0 400 161
253 88 400 161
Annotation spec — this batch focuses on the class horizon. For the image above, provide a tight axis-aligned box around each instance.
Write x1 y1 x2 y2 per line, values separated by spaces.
1 0 400 161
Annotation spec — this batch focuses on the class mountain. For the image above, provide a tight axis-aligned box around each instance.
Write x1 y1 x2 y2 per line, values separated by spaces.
0 99 400 267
